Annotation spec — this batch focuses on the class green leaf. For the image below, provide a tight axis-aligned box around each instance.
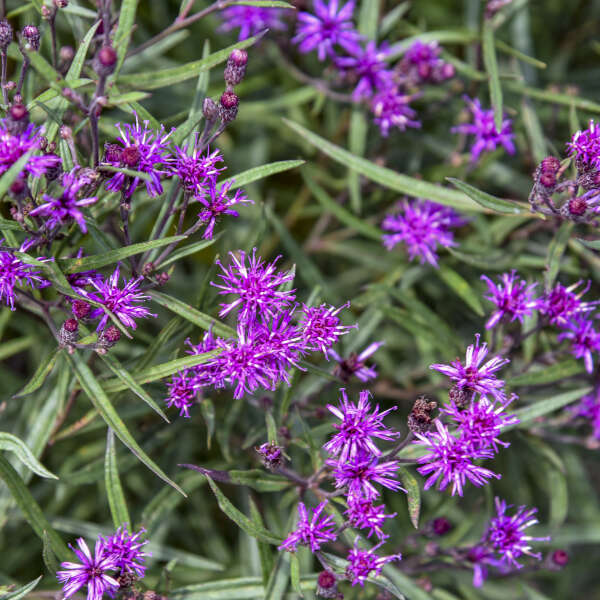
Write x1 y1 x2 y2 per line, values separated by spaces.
230 1 294 6
203 475 282 545
200 398 215 449
42 530 60 574
508 359 584 386
222 160 305 190
482 22 504 133
180 465 290 493
0 455 69 561
100 165 153 182
264 550 290 600
158 235 220 270
0 336 35 361
436 266 484 316
289 554 303 598
399 467 421 529
383 566 433 600
0 433 58 479
66 353 186 496
577 237 600 250
113 0 139 74
171 577 265 600
104 429 131 530
12 348 60 398
283 119 484 212
446 178 523 214
1 576 43 600
547 467 568 528
545 222 573 289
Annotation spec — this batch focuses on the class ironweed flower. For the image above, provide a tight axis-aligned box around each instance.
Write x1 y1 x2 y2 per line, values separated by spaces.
103 113 173 199
345 538 401 587
165 371 198 418
330 341 384 382
399 40 455 84
99 526 149 578
481 271 541 329
212 249 295 323
218 6 289 40
485 498 550 568
370 86 421 136
567 120 600 170
430 334 509 401
0 245 50 310
570 386 600 439
413 419 500 496
256 441 284 469
279 501 337 552
293 0 362 61
451 96 515 162
298 301 355 358
382 199 465 266
56 538 119 600
557 317 600 373
541 280 599 326
323 388 398 461
345 497 396 540
168 143 225 194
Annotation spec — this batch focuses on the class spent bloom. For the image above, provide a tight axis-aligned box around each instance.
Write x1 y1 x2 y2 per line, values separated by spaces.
56 538 119 600
557 317 600 374
298 301 355 358
330 341 384 382
567 120 600 170
452 96 516 162
382 199 466 266
0 246 50 310
279 501 337 552
345 539 401 587
485 498 550 568
370 86 421 137
430 334 509 401
218 6 289 40
293 0 362 61
541 280 599 326
323 388 398 461
345 497 396 540
99 526 149 577
168 143 225 194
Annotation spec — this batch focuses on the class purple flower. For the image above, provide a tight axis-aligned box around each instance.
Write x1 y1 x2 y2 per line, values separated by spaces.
165 371 197 418
557 317 600 373
399 40 455 84
218 6 289 41
168 143 225 194
298 301 356 358
185 329 221 386
0 245 50 310
481 271 541 329
441 395 519 453
567 120 600 170
430 334 509 401
103 113 172 199
345 538 401 587
293 0 362 61
452 97 516 162
30 167 97 233
323 388 398 461
80 265 156 331
195 177 252 240
327 451 404 499
211 249 295 323
467 545 499 588
56 538 119 600
329 341 384 382
345 497 396 540
413 419 501 496
382 199 465 266
541 280 599 327
370 86 421 137
257 441 284 469
485 497 550 568
99 526 149 578
0 119 61 178
570 387 600 439
279 501 337 552
336 41 393 100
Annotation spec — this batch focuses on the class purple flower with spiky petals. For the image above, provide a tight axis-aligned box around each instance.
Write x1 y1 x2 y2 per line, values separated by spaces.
329 341 384 382
481 271 541 329
327 451 404 499
293 0 362 61
336 41 393 100
0 245 50 310
370 86 421 137
56 538 119 600
485 497 550 569
557 317 600 373
451 96 516 162
345 538 401 587
382 199 466 266
279 501 337 552
567 120 600 170
399 40 455 84
441 395 519 453
218 6 289 41
298 301 356 358
430 334 509 401
570 386 600 439
211 249 295 323
168 142 225 194
185 329 221 386
99 526 149 578
195 177 252 240
0 119 61 178
413 419 501 496
80 265 156 331
102 113 173 199
541 280 599 327
345 497 396 540
165 371 197 418
30 167 97 233
323 388 398 461
467 545 500 588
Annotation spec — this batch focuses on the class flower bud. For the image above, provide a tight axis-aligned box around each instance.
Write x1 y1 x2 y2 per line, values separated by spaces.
431 517 452 536
316 571 338 599
94 45 117 76
0 20 12 51
256 442 284 470
157 272 170 285
9 177 28 201
224 49 248 86
551 549 569 567
7 103 29 135
72 300 92 320
202 97 218 121
407 396 437 434
219 91 239 123
96 325 121 354
60 45 74 62
21 25 40 51
54 0 69 7
59 318 79 348
41 5 52 19
568 195 587 217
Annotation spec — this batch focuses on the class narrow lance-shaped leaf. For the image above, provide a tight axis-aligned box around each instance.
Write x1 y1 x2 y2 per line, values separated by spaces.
0 433 58 479
222 160 305 190
12 348 61 398
447 177 525 214
1 576 43 600
482 21 504 132
398 467 421 529
105 429 132 530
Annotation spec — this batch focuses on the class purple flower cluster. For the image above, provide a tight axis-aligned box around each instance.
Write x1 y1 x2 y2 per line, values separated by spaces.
382 198 466 267
329 341 383 382
57 527 149 600
567 120 600 170
278 501 337 552
398 40 455 85
164 250 355 414
218 5 290 41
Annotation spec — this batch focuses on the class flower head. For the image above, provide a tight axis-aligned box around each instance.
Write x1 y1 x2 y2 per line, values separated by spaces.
452 96 516 162
557 317 600 373
0 245 50 310
382 199 465 266
541 280 599 326
168 143 225 194
298 301 355 358
370 86 421 137
165 371 197 418
293 0 362 61
345 539 401 587
279 501 337 552
323 388 398 461
57 538 119 600
481 271 541 329
257 441 284 469
399 40 455 84
99 526 149 578
430 334 509 401
567 120 600 170
345 497 396 540
218 6 289 40
570 386 600 439
330 341 384 382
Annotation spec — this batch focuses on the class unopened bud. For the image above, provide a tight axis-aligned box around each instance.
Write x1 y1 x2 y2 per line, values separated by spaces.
96 325 121 354
72 300 91 320
54 0 69 7
60 45 74 62
41 5 52 19
551 549 569 567
60 125 73 140
157 272 170 285
9 178 28 201
202 97 218 121
568 196 587 217
21 25 40 51
316 571 338 599
224 49 248 86
95 45 117 76
431 517 452 536
0 20 13 51
142 262 154 276
219 91 239 123
59 318 79 348
7 103 30 135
